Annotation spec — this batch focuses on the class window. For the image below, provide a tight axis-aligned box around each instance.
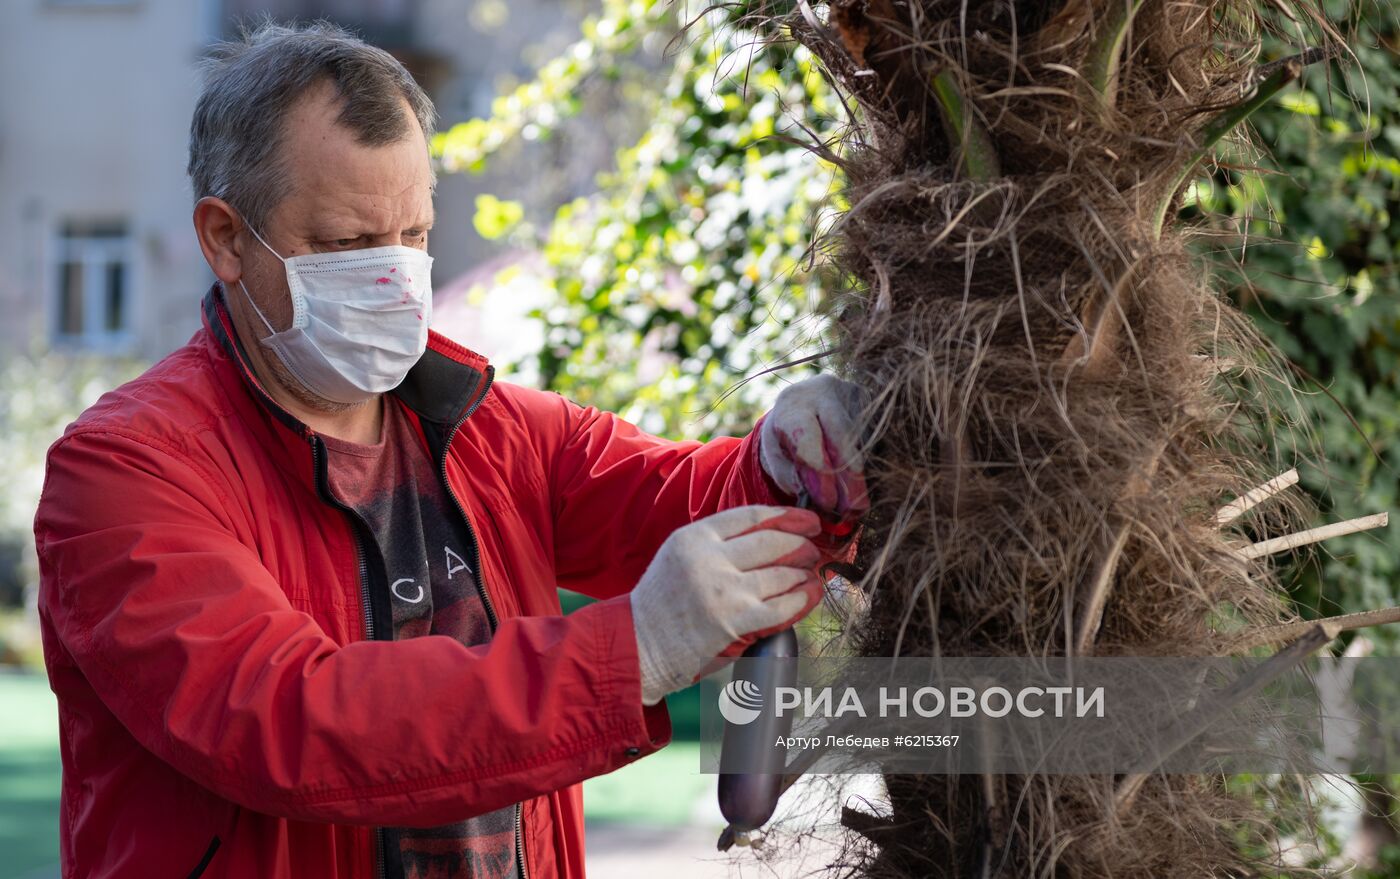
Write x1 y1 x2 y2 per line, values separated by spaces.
53 221 134 351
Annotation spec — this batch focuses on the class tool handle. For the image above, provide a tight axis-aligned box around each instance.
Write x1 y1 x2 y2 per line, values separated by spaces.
716 627 799 838
716 491 814 847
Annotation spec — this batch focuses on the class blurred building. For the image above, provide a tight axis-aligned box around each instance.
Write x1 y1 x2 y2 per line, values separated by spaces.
0 0 602 362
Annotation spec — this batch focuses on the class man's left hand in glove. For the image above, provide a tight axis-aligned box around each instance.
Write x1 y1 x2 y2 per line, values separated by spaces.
759 374 868 524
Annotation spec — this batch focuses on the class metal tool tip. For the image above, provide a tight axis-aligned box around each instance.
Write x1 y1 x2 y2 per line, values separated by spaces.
717 826 736 851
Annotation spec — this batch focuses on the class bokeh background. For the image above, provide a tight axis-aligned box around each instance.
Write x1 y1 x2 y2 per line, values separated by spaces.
0 0 1397 876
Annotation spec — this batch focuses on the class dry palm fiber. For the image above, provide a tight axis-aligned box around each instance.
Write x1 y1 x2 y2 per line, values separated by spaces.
735 0 1344 875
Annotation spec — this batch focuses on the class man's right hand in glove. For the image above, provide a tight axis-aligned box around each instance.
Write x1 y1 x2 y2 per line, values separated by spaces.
630 505 824 706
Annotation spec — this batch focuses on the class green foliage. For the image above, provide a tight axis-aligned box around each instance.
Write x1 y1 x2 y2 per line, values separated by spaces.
1199 3 1400 644
0 353 144 615
532 34 841 437
472 194 526 241
438 4 843 439
434 0 671 174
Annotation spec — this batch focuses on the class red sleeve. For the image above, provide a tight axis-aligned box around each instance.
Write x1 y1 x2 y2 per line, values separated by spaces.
34 428 669 827
509 387 850 601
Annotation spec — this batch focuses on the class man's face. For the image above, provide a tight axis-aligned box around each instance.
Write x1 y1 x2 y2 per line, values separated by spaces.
235 79 436 412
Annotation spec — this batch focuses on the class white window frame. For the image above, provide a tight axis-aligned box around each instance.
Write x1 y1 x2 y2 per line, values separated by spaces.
50 222 137 354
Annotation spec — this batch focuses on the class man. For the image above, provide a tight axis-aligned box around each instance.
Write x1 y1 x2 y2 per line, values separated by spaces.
33 21 866 879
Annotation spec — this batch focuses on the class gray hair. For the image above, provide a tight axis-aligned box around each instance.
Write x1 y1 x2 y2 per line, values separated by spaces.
188 20 437 231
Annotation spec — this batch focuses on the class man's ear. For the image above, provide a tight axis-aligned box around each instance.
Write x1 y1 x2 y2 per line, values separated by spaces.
193 197 245 285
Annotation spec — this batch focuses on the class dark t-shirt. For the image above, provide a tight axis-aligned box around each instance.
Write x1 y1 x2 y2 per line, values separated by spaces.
324 398 520 879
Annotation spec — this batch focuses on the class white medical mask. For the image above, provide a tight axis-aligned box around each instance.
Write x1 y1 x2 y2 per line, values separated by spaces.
238 225 433 405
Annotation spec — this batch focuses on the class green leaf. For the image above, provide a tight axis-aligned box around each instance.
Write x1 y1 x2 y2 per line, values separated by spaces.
472 194 525 241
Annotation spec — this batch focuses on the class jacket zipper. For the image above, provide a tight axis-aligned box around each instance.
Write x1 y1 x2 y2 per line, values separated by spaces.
310 438 388 879
514 801 528 879
437 370 499 626
358 530 387 879
432 370 526 878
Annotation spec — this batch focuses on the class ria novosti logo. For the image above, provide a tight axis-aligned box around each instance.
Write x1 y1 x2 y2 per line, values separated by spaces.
718 681 1107 724
718 679 764 725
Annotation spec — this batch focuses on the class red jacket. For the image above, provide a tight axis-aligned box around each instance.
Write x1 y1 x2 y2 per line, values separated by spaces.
34 288 790 878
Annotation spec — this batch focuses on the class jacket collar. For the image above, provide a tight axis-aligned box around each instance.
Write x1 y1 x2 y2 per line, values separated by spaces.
200 284 492 439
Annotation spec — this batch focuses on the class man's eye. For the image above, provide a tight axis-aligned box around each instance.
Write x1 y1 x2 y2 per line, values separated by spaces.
315 236 363 250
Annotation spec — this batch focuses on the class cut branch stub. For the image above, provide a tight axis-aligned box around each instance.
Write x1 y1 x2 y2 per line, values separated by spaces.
1228 605 1400 653
840 806 900 848
1254 46 1330 81
1115 622 1339 816
1215 468 1300 526
931 68 1001 181
1238 511 1389 560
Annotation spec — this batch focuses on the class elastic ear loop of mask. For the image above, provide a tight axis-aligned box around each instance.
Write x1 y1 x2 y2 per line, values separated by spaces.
238 221 287 337
237 275 345 400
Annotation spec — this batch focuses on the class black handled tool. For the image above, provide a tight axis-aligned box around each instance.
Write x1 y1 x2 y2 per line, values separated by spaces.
716 627 799 850
716 493 812 850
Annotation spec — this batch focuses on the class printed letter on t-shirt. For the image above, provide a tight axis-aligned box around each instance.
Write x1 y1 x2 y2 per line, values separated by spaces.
445 546 471 579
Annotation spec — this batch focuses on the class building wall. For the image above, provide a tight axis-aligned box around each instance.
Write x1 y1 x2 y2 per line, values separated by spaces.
0 0 600 364
0 0 218 361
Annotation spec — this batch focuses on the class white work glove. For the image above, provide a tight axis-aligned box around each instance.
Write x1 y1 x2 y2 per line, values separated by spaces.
759 374 868 522
631 505 824 706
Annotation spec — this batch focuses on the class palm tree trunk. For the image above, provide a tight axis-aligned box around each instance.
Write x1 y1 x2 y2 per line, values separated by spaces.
758 1 1335 874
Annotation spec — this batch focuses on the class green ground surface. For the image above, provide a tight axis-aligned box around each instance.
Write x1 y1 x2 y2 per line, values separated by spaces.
581 741 708 826
0 672 61 879
0 670 708 877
